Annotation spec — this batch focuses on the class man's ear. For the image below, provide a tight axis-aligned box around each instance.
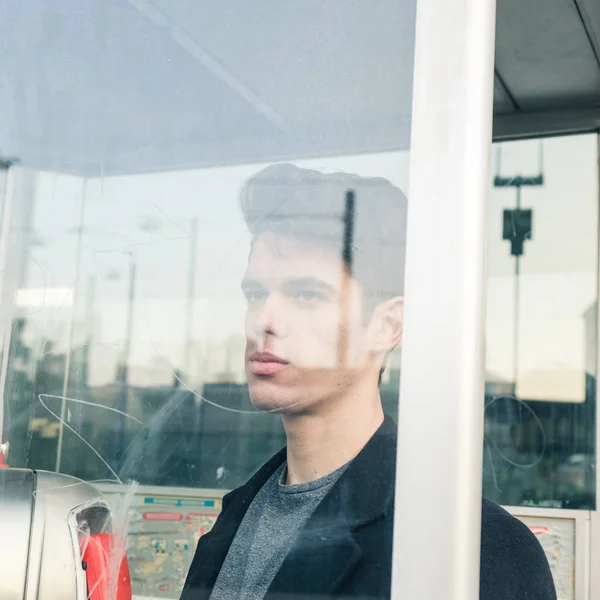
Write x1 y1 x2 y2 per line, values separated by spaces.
368 296 404 353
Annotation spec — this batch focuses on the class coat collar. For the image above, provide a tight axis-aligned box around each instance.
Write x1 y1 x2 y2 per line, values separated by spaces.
185 415 397 599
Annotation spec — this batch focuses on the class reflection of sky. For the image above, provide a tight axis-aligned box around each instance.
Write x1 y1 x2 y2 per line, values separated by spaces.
24 152 410 386
19 136 599 399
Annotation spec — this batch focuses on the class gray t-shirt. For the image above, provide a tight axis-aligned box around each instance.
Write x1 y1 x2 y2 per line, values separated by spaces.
209 459 351 600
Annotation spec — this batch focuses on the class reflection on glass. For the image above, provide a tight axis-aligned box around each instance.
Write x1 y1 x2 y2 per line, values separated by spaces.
1 154 408 598
0 1 420 597
484 134 598 509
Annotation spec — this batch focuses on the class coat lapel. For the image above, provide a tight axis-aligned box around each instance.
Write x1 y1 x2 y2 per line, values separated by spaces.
267 416 397 598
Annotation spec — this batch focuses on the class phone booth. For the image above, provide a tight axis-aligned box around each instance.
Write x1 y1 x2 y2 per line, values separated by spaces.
0 1 600 599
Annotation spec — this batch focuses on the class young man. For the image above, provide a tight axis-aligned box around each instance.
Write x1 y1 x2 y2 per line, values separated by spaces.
180 164 556 600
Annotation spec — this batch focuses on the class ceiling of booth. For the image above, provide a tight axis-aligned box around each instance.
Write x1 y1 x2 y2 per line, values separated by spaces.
1 0 600 176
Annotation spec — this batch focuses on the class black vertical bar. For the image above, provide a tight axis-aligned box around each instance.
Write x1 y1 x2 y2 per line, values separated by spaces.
342 190 355 275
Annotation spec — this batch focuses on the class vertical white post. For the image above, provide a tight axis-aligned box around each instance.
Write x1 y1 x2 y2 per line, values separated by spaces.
391 0 497 599
588 133 600 600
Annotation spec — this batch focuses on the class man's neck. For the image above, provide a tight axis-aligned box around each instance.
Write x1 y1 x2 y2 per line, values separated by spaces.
281 389 384 485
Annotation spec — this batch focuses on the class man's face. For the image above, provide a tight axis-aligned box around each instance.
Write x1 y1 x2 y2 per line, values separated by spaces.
242 232 376 414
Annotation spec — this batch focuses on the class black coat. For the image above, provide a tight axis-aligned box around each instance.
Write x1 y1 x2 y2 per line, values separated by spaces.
181 417 556 600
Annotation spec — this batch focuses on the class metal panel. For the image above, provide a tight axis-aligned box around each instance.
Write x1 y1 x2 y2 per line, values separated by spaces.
0 469 35 600
26 471 110 600
391 0 496 597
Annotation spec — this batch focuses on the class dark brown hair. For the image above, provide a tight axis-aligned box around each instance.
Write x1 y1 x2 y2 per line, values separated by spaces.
240 163 408 311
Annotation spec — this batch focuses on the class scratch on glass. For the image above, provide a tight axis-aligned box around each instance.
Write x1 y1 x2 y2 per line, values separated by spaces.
38 394 139 483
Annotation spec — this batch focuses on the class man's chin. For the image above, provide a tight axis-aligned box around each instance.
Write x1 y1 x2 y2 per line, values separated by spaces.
248 382 301 414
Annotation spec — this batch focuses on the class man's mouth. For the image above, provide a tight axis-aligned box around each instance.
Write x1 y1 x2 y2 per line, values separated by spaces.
248 351 289 376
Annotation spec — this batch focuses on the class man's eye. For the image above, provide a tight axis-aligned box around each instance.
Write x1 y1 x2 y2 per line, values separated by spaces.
245 291 266 303
295 290 322 303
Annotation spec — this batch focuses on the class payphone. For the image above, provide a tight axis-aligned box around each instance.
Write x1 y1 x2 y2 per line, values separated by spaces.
0 468 131 599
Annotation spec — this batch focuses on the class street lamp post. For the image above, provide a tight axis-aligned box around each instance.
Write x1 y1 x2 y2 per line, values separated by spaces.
115 251 136 472
184 218 198 384
55 179 88 473
493 143 545 394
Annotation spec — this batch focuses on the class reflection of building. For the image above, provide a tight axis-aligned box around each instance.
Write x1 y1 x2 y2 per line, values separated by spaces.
381 369 400 420
0 168 36 348
485 371 514 396
128 361 174 388
518 366 585 403
583 301 597 382
511 297 599 404
380 346 401 385
483 299 597 510
203 336 247 384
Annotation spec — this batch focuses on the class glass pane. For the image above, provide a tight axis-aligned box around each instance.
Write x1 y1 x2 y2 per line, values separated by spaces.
0 2 414 598
484 134 598 509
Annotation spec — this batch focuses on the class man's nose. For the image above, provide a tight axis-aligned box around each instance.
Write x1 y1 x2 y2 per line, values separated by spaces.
256 294 288 338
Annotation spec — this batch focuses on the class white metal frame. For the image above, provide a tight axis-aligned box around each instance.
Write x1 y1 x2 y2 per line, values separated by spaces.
589 132 600 600
587 519 594 599
392 0 497 598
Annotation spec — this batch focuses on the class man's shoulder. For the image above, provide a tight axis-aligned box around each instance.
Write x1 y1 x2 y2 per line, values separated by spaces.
480 496 541 553
480 497 557 600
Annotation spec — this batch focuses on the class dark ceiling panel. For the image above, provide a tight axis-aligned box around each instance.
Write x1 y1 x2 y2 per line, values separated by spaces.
495 0 600 110
493 105 600 139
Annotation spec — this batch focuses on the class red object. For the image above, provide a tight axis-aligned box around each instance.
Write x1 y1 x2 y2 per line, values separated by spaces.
143 511 183 521
81 533 132 600
529 526 549 536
